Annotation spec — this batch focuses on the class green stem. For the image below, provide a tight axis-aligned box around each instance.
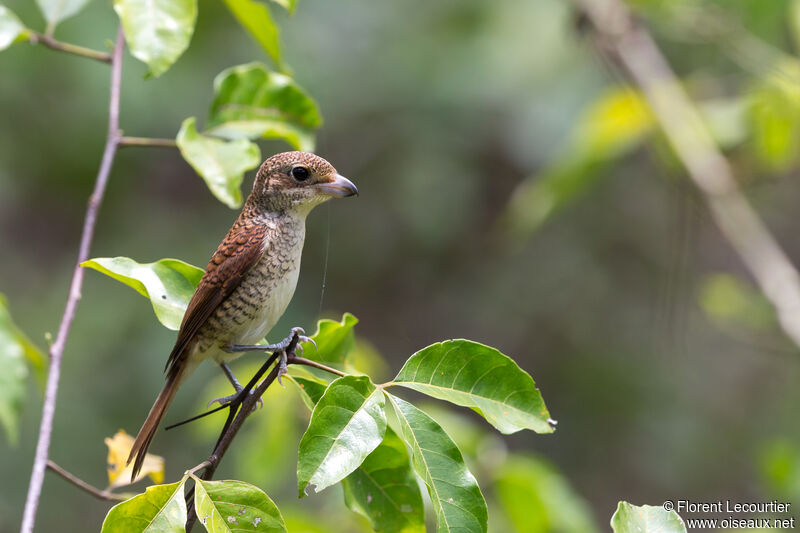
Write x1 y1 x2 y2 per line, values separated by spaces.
289 356 347 377
28 31 112 64
119 136 178 149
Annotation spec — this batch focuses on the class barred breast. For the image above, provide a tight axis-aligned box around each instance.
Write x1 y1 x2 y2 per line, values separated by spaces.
192 213 306 362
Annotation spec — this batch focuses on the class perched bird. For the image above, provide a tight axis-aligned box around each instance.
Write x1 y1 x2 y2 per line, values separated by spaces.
127 151 358 480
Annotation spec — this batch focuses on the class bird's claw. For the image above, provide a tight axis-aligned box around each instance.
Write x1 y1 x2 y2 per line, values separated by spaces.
207 389 263 410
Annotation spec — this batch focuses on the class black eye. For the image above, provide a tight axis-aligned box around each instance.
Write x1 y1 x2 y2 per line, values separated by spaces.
291 166 310 181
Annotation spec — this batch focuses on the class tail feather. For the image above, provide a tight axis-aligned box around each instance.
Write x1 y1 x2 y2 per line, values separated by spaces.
127 366 185 481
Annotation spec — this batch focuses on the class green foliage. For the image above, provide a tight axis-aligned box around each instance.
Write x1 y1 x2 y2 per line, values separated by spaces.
494 456 598 533
297 375 387 496
302 312 358 364
391 339 554 434
386 393 488 533
0 295 46 444
748 72 800 172
113 0 197 77
176 117 261 209
82 257 203 330
610 502 686 533
193 478 287 533
341 427 425 533
699 273 775 331
222 0 282 69
207 62 321 151
288 375 328 409
36 0 92 27
0 5 25 50
101 479 188 533
760 439 800 502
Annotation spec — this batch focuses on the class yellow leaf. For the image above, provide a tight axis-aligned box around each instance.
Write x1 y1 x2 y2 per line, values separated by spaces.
574 87 653 157
105 430 165 488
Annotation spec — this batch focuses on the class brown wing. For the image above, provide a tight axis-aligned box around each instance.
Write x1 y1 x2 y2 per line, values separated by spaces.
165 221 269 376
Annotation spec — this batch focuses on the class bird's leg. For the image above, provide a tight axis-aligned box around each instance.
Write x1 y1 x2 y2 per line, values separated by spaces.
226 327 315 354
207 363 263 409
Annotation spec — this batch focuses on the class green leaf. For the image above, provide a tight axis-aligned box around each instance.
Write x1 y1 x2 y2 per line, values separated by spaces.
391 339 554 435
101 480 187 533
222 0 281 68
495 455 598 533
303 313 358 364
82 257 203 330
35 0 92 26
0 295 44 444
207 62 321 151
113 0 197 77
0 5 25 50
610 502 686 533
748 80 800 171
342 427 425 533
193 478 287 532
176 117 261 209
386 393 488 533
289 375 329 410
297 375 386 496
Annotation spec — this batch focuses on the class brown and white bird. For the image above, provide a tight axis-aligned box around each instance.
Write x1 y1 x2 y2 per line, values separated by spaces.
127 151 357 479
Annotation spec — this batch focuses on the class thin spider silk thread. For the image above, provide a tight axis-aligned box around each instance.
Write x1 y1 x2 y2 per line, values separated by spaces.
318 202 331 319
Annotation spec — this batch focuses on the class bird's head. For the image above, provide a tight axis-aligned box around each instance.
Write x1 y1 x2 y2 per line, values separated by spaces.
249 151 358 214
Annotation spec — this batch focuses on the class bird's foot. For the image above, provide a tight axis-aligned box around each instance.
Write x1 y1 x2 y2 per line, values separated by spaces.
226 326 315 354
207 388 263 410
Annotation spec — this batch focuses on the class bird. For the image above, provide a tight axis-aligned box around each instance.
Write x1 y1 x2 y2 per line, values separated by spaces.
127 151 358 480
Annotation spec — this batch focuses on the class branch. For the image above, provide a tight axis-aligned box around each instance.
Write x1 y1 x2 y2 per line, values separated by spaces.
119 136 178 149
46 461 126 502
28 31 112 64
289 355 347 377
572 0 800 351
20 28 125 533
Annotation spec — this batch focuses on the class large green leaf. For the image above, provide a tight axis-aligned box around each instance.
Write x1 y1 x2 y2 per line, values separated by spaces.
302 313 358 364
193 478 287 532
495 455 598 533
36 0 92 26
386 393 488 533
207 62 321 151
82 257 203 330
391 339 554 435
0 5 25 50
101 480 187 533
297 375 386 496
610 502 686 533
113 0 197 77
222 0 281 68
0 295 45 444
176 117 261 209
342 427 425 533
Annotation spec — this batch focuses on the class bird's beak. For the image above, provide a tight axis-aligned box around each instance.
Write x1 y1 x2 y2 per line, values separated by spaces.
315 174 359 198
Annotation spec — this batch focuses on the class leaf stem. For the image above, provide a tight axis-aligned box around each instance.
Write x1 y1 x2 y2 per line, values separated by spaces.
27 31 112 64
19 28 125 533
46 461 126 502
289 355 347 377
119 136 178 149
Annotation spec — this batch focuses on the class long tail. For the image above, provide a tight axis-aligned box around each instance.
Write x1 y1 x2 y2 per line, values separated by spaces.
127 365 185 481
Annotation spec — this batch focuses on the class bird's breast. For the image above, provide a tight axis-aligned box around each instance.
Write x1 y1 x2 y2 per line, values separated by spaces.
195 215 307 362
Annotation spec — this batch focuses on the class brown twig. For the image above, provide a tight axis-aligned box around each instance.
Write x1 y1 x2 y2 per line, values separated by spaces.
119 136 178 149
28 31 112 64
46 461 126 502
289 355 347 377
572 0 800 351
20 27 125 533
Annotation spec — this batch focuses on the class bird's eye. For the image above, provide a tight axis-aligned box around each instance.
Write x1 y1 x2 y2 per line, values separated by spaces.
291 166 310 181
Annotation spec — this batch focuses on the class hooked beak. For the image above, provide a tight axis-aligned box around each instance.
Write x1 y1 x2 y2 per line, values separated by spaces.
315 174 359 198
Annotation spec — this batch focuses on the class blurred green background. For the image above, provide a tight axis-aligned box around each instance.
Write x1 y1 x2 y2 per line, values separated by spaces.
3 0 800 531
